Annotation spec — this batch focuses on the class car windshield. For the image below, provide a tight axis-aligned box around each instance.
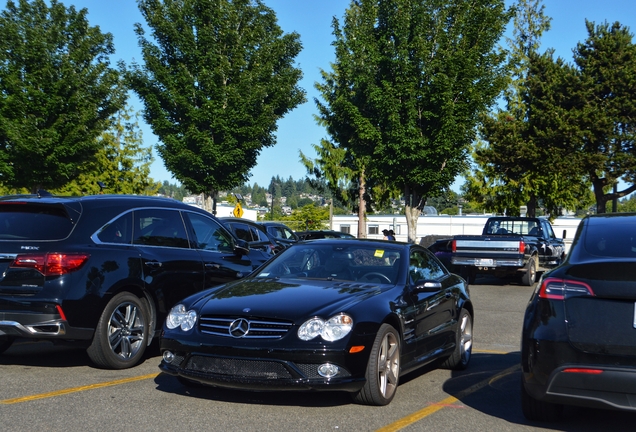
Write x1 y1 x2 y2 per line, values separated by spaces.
255 243 402 284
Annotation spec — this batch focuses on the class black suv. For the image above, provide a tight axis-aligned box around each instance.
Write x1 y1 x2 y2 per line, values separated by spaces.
0 194 271 369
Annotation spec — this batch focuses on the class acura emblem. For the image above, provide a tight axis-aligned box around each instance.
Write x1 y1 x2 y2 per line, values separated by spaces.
229 318 250 338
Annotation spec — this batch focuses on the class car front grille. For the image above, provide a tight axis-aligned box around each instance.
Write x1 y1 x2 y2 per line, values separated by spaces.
182 356 352 380
199 315 293 339
186 356 292 379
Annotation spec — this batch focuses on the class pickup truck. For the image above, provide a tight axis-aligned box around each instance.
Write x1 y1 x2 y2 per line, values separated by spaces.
448 217 566 286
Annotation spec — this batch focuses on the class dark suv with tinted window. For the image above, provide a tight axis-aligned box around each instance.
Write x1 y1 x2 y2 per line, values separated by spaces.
0 194 270 369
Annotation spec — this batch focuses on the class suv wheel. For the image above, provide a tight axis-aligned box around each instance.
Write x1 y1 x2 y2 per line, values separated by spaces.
87 292 149 369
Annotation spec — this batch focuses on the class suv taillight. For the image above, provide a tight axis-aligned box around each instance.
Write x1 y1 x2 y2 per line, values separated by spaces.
538 277 595 300
11 253 90 276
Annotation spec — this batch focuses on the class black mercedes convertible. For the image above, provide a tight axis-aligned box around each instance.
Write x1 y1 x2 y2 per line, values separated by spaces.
159 238 473 406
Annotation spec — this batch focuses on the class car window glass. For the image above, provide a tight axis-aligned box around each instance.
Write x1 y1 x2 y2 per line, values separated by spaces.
187 213 234 252
97 212 133 244
269 227 282 238
0 203 74 240
231 223 253 242
409 250 444 283
250 226 268 242
132 209 189 249
543 222 556 239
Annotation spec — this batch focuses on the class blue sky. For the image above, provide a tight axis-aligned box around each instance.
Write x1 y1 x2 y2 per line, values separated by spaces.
35 1 636 187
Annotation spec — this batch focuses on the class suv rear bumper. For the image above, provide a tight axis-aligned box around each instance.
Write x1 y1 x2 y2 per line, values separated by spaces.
0 311 93 340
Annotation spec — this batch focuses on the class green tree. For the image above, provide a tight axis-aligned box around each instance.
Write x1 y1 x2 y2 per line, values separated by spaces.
317 0 511 242
571 21 636 213
281 203 329 230
0 0 127 193
465 0 552 216
53 106 160 196
466 0 589 218
128 0 305 214
158 180 189 201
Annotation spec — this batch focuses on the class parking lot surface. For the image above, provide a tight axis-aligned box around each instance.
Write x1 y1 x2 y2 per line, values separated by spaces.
1 277 635 431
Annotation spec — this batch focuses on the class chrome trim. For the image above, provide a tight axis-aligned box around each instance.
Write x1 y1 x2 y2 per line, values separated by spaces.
0 320 66 335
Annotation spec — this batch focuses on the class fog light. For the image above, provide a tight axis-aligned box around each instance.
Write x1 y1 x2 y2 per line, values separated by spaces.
163 351 175 363
317 363 340 378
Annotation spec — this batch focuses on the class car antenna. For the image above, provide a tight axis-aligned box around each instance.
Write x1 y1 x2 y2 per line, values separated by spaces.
37 189 52 198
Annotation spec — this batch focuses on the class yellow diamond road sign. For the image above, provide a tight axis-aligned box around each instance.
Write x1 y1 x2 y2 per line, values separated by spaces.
233 202 244 218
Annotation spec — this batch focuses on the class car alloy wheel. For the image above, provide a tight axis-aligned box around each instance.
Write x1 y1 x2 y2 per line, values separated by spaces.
442 309 473 370
87 292 149 369
353 323 400 406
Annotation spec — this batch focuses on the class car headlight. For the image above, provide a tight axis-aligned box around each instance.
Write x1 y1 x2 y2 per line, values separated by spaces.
298 314 353 341
166 304 198 331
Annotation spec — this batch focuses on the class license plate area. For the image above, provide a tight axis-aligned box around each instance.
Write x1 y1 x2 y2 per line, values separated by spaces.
476 258 494 266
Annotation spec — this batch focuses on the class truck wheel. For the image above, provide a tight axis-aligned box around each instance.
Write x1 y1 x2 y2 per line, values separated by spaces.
521 258 537 286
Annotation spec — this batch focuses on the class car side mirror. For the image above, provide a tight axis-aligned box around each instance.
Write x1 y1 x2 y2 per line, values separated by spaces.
414 280 442 292
234 239 250 256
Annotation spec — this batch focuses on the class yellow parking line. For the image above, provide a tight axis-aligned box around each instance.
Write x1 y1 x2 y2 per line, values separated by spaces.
377 364 521 432
0 373 159 405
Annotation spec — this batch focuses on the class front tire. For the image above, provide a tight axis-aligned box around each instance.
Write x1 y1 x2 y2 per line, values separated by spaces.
87 292 149 369
521 378 563 421
441 309 473 370
353 324 400 406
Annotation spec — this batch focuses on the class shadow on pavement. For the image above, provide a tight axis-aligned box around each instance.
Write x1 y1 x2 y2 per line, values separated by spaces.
444 351 636 432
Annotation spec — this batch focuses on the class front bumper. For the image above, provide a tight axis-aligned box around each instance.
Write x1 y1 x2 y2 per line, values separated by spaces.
159 337 368 392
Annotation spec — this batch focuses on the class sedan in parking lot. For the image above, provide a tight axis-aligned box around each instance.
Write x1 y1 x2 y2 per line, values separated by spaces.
521 213 636 421
0 194 270 369
160 238 473 405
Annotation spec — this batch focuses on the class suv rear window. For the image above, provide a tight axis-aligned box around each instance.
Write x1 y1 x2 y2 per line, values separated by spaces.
0 204 75 240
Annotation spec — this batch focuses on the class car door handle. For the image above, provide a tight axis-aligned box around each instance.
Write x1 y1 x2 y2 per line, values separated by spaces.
205 263 221 269
145 261 163 268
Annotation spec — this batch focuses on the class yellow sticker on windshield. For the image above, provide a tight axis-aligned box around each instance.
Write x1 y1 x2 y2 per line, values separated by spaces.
374 249 385 258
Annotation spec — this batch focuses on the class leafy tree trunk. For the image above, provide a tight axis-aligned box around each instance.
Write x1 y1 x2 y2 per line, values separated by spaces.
357 169 366 238
404 184 425 244
526 194 537 217
203 191 217 215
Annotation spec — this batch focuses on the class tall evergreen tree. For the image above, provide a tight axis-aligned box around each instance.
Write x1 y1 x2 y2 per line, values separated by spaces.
0 0 126 192
127 0 305 214
572 21 636 213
